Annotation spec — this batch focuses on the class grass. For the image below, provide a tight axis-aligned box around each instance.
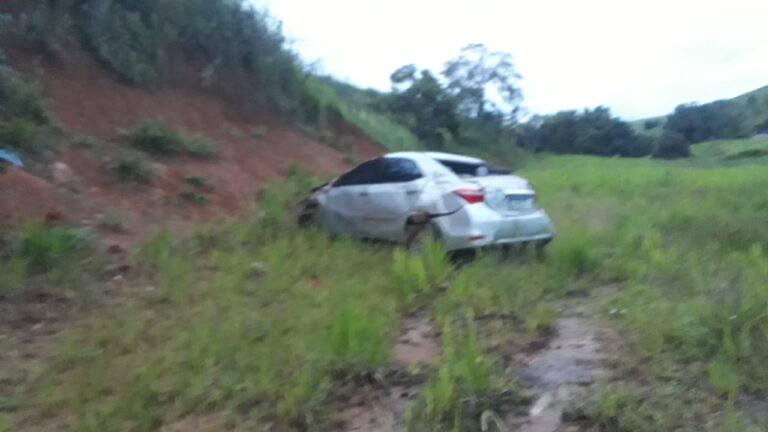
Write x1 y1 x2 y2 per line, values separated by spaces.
124 121 219 159
302 77 422 152
518 154 768 430
107 153 155 183
5 147 768 430
688 138 768 165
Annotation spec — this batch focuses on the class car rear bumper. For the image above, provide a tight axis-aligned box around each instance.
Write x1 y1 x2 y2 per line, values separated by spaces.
434 204 555 251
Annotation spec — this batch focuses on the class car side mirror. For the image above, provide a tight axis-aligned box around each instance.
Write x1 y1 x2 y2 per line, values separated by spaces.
475 166 489 177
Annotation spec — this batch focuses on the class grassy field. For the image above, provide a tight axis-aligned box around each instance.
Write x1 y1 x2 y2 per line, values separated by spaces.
3 151 768 431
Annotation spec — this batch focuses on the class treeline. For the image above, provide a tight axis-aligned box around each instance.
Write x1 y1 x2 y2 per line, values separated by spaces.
661 95 768 143
343 45 681 159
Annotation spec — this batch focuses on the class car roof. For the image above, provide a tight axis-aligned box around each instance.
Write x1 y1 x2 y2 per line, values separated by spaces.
385 151 485 165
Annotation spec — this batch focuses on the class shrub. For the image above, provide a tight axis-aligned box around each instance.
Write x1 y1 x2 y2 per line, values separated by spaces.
17 222 92 273
0 118 50 155
653 131 690 159
125 121 219 158
125 121 186 155
179 191 209 205
0 66 48 124
109 154 155 183
184 175 212 189
183 136 218 159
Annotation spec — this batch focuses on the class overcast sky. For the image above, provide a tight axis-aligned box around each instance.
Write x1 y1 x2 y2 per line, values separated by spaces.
255 0 768 120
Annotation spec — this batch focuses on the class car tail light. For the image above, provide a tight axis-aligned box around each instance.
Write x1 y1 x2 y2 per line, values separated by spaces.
454 188 484 204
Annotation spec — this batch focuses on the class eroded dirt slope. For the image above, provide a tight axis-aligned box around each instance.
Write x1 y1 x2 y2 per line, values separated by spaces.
0 46 381 242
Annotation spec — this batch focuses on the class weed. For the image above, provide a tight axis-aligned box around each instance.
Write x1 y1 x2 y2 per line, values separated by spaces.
124 121 186 155
0 66 48 124
0 118 50 155
108 154 155 183
184 175 212 189
184 136 219 159
179 191 209 205
0 257 27 295
125 121 219 159
100 209 127 233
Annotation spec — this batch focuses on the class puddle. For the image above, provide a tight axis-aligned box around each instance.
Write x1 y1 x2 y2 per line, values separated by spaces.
508 300 613 432
342 314 438 432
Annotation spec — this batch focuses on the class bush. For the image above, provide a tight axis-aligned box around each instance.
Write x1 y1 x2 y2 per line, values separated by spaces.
184 175 212 189
183 136 218 159
109 154 155 183
17 222 92 274
13 0 302 107
125 121 219 158
0 66 49 124
0 118 50 155
125 121 186 155
653 131 690 159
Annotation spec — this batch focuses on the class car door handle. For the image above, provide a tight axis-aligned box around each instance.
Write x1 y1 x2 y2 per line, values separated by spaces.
405 189 418 195
359 191 369 196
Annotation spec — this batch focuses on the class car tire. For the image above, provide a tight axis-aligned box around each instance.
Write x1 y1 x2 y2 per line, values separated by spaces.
405 222 441 254
295 199 319 228
534 239 551 261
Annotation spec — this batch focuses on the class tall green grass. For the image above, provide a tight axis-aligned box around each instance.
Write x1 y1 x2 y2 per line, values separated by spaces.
520 154 768 429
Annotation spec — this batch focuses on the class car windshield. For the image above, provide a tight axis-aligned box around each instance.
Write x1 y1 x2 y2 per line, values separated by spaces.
436 159 510 177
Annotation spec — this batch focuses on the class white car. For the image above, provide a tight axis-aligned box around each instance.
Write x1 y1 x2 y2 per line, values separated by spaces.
297 152 555 252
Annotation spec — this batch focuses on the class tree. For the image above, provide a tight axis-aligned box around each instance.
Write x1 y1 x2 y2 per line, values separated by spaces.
664 101 746 143
653 131 689 159
388 66 459 149
442 44 522 123
516 107 651 157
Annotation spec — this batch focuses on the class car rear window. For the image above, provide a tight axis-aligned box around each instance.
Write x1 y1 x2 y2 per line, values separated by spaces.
436 160 489 177
436 159 511 177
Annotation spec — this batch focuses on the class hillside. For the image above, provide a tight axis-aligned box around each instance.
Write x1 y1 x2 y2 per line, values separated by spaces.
3 2 768 432
631 84 768 137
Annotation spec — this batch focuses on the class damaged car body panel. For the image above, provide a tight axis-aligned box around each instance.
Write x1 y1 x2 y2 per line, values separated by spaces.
298 152 555 252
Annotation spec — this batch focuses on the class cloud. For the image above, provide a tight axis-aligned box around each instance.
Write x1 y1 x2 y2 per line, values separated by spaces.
255 0 768 119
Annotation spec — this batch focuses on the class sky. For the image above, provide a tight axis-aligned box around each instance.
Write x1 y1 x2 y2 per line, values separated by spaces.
255 0 768 120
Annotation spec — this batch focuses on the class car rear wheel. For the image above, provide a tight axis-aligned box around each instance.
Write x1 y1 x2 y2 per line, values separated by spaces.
405 222 441 254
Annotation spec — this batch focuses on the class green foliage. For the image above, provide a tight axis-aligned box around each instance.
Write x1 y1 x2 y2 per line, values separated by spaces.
124 121 219 158
409 316 494 427
17 223 91 274
517 107 652 157
301 77 421 151
653 130 690 159
183 175 212 189
0 257 27 295
108 154 155 183
0 66 49 124
11 0 301 106
178 190 209 205
664 101 748 144
389 66 460 149
0 118 50 155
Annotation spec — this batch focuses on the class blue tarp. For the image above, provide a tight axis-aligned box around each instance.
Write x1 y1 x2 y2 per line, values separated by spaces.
0 149 23 168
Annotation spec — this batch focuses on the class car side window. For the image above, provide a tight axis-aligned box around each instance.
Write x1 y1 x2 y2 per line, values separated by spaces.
333 159 386 187
381 158 423 183
332 158 422 187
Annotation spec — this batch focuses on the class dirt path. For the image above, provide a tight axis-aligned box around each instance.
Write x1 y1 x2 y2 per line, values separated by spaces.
508 291 617 432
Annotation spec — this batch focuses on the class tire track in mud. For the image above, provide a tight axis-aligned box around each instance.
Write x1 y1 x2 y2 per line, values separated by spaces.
340 289 618 432
508 288 618 432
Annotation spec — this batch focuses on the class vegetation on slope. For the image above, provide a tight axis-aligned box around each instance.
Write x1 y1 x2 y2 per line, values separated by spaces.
633 85 768 144
3 152 768 430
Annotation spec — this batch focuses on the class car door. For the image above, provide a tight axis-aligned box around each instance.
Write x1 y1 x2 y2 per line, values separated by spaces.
361 157 426 241
322 159 384 237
